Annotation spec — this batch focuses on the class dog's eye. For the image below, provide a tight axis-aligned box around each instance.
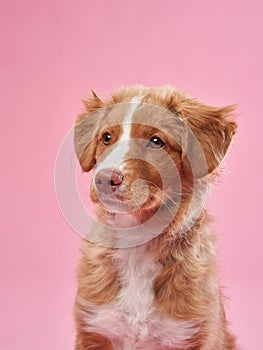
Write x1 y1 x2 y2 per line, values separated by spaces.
149 136 165 149
102 132 111 145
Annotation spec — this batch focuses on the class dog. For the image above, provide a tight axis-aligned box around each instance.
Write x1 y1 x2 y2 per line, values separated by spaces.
73 85 239 349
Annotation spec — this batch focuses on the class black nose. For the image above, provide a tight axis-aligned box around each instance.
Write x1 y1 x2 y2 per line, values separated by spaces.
94 168 123 194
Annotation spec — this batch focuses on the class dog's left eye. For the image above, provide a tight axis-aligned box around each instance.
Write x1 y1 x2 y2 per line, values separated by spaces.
149 136 165 149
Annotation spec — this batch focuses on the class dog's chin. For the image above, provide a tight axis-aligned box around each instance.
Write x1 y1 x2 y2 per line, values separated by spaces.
95 195 160 213
92 192 162 227
96 197 138 214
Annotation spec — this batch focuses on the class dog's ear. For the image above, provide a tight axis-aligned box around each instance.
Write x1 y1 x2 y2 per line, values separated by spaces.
174 100 237 178
74 90 104 172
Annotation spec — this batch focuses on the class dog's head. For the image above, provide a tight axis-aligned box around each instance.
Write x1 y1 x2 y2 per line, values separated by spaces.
74 86 237 229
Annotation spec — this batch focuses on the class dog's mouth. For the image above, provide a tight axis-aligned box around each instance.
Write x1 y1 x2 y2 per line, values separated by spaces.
93 185 162 214
89 167 173 228
88 166 183 232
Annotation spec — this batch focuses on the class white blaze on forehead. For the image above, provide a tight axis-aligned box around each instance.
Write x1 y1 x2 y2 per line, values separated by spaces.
94 96 142 174
121 96 141 141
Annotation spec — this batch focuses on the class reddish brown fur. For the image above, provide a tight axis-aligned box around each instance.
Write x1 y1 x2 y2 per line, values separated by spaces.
77 241 120 305
74 329 114 350
73 85 239 349
74 241 120 349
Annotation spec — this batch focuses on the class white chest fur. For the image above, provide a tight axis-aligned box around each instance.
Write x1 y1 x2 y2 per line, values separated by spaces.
80 246 198 349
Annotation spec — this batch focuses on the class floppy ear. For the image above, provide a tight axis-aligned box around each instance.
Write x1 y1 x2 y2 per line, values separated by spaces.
177 101 237 178
74 90 104 172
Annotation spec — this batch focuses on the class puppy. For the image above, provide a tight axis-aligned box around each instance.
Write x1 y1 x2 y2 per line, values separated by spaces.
73 85 239 349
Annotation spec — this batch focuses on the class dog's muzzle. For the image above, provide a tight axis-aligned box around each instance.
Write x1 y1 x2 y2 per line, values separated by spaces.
94 168 123 195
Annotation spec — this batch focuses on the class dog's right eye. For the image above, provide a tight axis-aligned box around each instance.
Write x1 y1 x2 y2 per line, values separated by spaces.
102 132 111 145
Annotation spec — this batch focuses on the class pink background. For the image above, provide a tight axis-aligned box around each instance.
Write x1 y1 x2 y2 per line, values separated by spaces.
1 1 262 349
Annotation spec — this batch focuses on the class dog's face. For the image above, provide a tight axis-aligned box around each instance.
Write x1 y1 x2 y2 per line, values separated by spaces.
74 86 237 227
